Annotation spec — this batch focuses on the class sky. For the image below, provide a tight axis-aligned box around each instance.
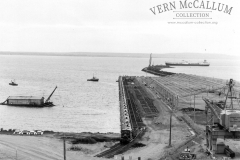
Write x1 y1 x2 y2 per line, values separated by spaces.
0 0 239 56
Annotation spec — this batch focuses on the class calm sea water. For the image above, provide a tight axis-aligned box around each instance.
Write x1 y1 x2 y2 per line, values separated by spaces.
0 55 239 133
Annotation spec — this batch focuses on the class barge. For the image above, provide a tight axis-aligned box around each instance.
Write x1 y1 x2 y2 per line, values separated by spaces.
1 86 57 107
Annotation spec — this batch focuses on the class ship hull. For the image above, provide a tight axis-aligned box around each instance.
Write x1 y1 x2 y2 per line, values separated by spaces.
165 62 210 66
9 83 18 86
2 102 54 107
87 79 99 82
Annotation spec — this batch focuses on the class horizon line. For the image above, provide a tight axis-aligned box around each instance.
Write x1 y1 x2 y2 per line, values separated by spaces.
0 52 237 58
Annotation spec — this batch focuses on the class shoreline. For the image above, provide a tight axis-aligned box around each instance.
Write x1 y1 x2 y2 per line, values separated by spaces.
0 129 120 140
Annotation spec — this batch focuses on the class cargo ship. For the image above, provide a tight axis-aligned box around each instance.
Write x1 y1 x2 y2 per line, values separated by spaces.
1 86 57 107
165 60 210 66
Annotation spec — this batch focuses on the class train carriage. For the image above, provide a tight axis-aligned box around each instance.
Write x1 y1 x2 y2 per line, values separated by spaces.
119 76 133 144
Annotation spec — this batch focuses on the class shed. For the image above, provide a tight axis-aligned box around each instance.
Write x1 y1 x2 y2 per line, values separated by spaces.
7 96 44 106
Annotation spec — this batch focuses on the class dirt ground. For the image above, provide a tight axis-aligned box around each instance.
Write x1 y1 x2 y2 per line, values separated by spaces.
0 120 203 160
119 117 192 160
0 134 116 160
0 105 193 160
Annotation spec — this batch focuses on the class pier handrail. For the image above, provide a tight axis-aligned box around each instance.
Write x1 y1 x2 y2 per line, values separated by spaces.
182 86 226 97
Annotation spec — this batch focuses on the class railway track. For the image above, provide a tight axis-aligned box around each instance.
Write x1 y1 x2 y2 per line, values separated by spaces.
94 129 145 158
94 143 123 158
98 143 130 158
95 77 146 159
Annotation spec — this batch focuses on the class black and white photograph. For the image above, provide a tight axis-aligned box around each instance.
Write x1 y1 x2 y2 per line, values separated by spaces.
0 0 240 159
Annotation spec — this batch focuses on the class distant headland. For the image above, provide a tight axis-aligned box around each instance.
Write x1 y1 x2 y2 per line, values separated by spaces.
0 51 237 59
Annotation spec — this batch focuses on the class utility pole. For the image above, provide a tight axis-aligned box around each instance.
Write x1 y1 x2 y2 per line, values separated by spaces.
194 95 196 123
16 148 17 160
169 111 172 147
63 135 66 160
177 95 178 108
190 95 191 108
207 86 209 96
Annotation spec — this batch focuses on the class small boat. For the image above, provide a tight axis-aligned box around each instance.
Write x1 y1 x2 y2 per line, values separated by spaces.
9 80 18 86
87 75 99 82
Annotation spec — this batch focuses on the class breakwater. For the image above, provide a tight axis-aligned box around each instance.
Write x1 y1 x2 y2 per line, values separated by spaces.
142 66 175 76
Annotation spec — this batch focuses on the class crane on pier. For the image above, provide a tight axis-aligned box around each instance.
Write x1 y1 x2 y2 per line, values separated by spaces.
203 79 240 157
180 78 240 122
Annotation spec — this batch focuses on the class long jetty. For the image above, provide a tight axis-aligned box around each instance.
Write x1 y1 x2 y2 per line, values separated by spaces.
142 73 240 110
99 74 240 159
142 66 175 76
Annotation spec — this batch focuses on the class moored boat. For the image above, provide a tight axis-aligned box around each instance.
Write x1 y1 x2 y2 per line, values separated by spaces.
87 75 99 82
9 80 18 86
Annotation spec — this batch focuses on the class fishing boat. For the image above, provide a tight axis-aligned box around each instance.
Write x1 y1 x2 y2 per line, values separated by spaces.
1 86 57 107
87 75 99 82
165 60 210 66
9 80 18 86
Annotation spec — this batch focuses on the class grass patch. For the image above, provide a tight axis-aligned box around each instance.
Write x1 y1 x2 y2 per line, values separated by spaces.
131 142 146 148
71 136 120 144
71 137 97 144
